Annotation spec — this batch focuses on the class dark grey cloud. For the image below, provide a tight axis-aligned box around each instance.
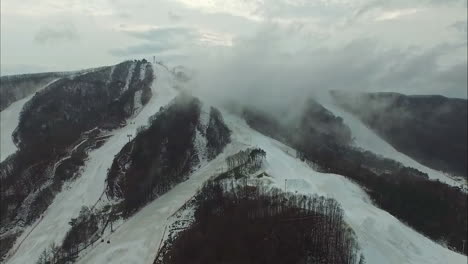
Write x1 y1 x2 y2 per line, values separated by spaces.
117 12 132 19
374 44 467 98
109 43 174 56
110 27 201 57
34 24 78 44
451 20 467 32
125 27 198 41
168 11 182 22
188 32 467 115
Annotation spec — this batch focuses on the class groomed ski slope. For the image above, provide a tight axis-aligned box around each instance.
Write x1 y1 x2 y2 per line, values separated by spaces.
76 143 242 264
5 63 178 264
3 69 465 264
318 93 467 190
226 114 466 264
0 80 58 162
76 111 465 264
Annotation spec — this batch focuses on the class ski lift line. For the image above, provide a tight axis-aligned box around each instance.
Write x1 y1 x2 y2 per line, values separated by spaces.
8 140 113 261
19 167 112 263
3 139 101 262
5 214 44 262
151 224 169 264
84 160 229 263
63 210 127 264
152 171 227 262
168 193 197 220
89 189 107 212
36 203 121 263
5 157 71 261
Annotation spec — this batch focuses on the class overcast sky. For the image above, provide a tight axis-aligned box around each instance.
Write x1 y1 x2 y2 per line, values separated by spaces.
1 0 467 97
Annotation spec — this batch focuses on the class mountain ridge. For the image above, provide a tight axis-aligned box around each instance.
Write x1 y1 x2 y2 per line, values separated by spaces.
1 61 466 264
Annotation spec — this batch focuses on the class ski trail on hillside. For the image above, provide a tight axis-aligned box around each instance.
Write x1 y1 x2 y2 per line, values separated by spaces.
223 113 466 264
75 110 465 264
318 93 467 190
76 143 241 264
5 64 177 264
0 79 58 162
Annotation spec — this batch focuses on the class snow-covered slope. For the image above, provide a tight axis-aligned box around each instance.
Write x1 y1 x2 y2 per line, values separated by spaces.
0 96 32 162
76 143 238 264
5 63 177 264
0 79 57 162
3 65 465 264
224 113 465 264
318 93 466 190
69 110 466 264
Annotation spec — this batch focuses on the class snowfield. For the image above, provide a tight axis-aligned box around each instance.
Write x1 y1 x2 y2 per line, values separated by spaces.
319 93 467 191
76 143 240 264
2 67 466 264
5 63 177 264
76 112 466 264
224 113 466 264
0 95 31 162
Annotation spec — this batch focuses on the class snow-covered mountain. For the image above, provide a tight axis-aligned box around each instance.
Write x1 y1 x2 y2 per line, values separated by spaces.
0 61 466 264
332 91 467 178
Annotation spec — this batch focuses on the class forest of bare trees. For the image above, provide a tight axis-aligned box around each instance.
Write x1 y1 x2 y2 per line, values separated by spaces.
106 95 232 217
35 205 115 264
159 179 361 264
216 148 267 181
0 60 153 260
242 103 467 254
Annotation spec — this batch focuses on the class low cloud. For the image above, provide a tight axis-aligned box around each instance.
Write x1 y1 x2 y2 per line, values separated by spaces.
109 43 174 57
123 26 199 41
34 24 78 44
184 27 467 116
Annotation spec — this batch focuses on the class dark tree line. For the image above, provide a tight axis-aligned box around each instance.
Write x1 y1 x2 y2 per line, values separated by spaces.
35 205 114 264
106 94 201 217
242 101 468 254
106 95 232 217
61 207 100 257
0 72 63 111
333 91 467 178
0 130 109 260
205 107 232 160
0 60 152 259
158 180 361 264
220 148 267 181
33 97 232 263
